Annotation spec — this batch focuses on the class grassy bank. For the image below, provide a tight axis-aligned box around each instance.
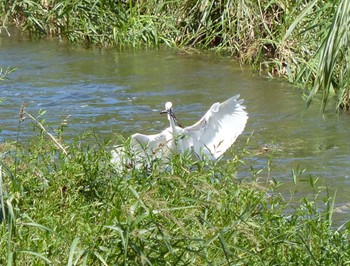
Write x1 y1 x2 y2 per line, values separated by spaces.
1 0 350 110
0 113 349 264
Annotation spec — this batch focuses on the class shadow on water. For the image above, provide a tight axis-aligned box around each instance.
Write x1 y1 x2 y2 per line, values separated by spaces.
1 34 350 226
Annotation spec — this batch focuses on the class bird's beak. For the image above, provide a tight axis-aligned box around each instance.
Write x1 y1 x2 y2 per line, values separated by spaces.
161 108 183 128
160 108 174 117
161 108 175 120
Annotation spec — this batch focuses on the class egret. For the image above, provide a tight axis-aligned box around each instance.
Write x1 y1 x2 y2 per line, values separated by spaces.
111 94 248 169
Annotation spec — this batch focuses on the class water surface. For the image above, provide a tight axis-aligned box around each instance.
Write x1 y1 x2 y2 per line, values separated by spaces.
1 33 350 225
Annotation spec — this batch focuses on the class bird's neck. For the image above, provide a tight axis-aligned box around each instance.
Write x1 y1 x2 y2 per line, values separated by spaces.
168 114 177 130
168 111 183 129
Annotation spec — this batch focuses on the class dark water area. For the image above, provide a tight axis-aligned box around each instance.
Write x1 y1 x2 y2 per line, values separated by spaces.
1 32 350 226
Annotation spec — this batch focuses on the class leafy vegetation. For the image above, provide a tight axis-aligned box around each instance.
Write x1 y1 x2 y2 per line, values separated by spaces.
1 0 350 110
0 110 349 264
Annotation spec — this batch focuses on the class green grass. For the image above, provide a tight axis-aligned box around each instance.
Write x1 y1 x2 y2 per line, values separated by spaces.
0 112 349 265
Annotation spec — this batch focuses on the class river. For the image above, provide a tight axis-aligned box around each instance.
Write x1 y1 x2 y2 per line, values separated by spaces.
1 30 350 226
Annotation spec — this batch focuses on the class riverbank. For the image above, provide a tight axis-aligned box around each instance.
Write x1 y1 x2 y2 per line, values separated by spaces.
2 0 350 110
1 125 349 264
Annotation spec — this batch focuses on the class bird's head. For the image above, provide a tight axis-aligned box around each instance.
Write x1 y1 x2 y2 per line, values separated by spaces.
160 101 183 128
160 101 173 115
164 102 173 111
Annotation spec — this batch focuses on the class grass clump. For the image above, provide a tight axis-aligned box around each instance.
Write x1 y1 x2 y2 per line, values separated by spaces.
0 115 349 264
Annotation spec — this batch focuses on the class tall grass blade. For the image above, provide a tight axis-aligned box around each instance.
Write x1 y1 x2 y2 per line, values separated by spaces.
282 0 318 43
306 0 350 110
7 252 13 266
25 111 68 155
67 237 80 266
217 232 231 264
326 189 336 227
0 166 5 222
93 251 108 266
21 222 53 233
18 251 52 264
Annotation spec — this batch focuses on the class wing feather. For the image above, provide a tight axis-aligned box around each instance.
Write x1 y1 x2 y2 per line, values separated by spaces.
131 129 173 159
183 94 248 159
111 130 172 171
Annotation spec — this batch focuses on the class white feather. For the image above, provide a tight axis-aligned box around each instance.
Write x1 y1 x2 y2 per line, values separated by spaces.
184 95 248 159
111 94 248 169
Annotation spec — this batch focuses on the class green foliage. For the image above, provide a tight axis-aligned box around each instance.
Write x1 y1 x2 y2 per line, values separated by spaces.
0 118 349 264
304 0 350 111
1 0 178 48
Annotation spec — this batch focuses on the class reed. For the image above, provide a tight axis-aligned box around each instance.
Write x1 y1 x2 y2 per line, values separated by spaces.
304 0 350 111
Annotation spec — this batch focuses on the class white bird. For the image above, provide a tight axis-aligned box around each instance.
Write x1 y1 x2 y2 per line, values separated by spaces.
111 95 248 169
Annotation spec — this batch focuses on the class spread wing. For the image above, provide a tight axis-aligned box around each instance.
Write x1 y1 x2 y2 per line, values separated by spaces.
111 130 173 171
131 129 173 160
183 94 248 159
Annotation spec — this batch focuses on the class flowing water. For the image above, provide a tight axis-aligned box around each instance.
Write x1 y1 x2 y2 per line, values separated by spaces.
1 31 350 226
